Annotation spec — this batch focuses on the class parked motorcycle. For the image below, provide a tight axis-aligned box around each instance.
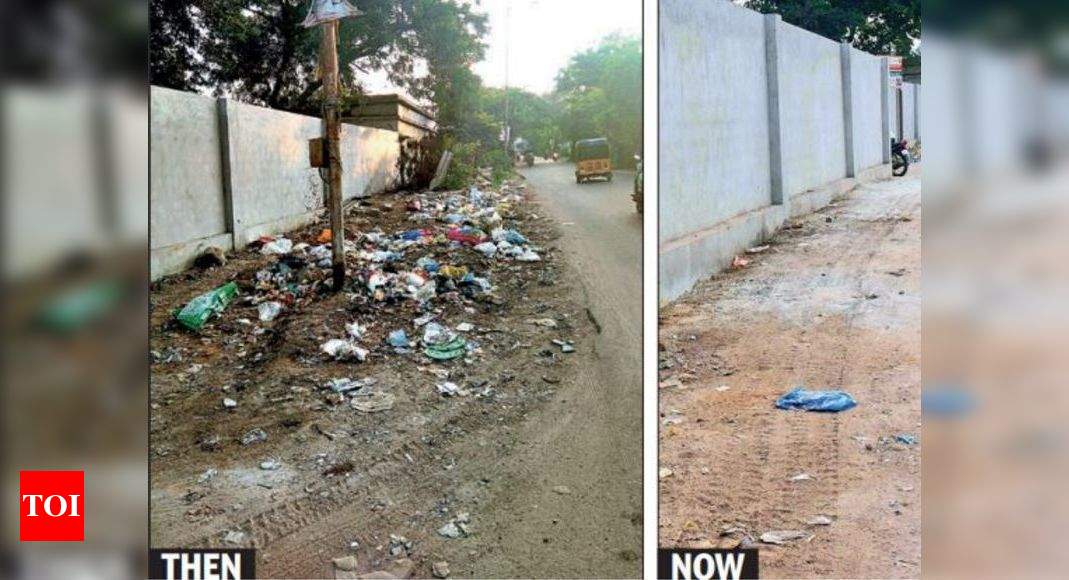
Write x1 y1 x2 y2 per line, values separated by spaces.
891 138 910 177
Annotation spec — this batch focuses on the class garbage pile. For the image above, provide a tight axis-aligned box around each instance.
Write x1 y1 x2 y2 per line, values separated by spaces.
171 181 547 374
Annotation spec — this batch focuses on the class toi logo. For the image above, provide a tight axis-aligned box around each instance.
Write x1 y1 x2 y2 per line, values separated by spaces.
19 470 84 542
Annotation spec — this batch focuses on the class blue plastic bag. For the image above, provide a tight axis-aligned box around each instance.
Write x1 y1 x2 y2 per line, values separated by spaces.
775 387 857 412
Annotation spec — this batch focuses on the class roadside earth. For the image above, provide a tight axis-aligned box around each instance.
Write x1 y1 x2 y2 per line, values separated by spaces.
150 176 602 578
659 174 921 578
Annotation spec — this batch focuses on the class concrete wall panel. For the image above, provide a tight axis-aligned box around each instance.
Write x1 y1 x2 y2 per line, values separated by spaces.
778 23 846 197
150 87 228 250
850 49 885 170
660 0 771 243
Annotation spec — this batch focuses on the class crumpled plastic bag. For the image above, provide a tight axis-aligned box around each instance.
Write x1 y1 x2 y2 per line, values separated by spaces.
176 282 239 330
775 387 857 412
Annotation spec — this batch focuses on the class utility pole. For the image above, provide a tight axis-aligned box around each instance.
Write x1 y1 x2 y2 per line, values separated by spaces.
303 0 361 291
503 1 511 154
319 20 345 291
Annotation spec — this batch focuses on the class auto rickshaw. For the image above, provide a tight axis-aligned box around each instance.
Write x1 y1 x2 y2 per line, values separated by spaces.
574 138 613 184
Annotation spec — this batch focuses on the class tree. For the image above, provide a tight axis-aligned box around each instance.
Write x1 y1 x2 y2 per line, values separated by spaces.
554 34 642 167
149 0 487 116
739 0 920 67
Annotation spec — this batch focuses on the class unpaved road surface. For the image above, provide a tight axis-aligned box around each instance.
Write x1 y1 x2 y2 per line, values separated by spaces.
659 174 921 578
466 162 643 577
150 167 641 578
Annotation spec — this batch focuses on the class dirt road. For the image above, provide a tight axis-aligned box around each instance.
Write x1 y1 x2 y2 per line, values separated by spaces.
659 174 921 578
463 162 644 577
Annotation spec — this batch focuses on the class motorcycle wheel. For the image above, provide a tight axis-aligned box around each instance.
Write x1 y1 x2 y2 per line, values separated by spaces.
892 152 909 177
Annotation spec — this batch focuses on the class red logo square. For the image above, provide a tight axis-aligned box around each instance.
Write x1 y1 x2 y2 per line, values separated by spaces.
19 471 84 542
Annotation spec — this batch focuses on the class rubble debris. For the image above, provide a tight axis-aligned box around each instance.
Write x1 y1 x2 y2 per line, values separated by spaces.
432 561 451 579
175 282 239 331
350 391 394 413
759 530 811 545
332 555 359 572
240 428 267 446
326 377 376 394
775 387 857 412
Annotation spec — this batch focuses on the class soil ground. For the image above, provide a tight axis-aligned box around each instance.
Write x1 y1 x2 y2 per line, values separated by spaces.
658 173 921 578
150 162 642 578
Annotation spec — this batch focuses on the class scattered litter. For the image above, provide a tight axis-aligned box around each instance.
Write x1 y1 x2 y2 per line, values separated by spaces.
316 229 333 244
326 377 376 393
223 530 247 545
222 397 237 409
432 561 450 579
552 339 575 353
659 377 683 389
260 237 293 255
241 428 267 445
731 255 750 269
350 391 394 413
746 245 770 254
715 385 731 392
321 339 368 362
345 322 367 340
894 434 918 445
552 485 572 495
759 530 811 545
474 241 498 257
175 282 239 331
659 468 674 480
437 382 462 397
456 322 474 332
789 473 813 482
528 318 558 328
198 468 217 483
260 459 281 471
258 301 282 322
662 413 686 426
807 515 833 526
387 330 411 348
776 387 857 412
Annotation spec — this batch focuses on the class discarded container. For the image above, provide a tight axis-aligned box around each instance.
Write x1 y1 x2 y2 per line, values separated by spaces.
425 337 467 361
775 387 857 412
176 282 239 331
437 382 461 397
316 229 332 243
474 241 498 257
894 434 918 445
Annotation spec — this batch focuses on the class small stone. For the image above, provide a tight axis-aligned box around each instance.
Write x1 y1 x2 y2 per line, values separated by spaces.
789 473 813 482
807 515 833 526
659 468 673 480
456 323 474 332
759 530 810 544
260 459 280 471
552 485 572 495
438 522 463 539
223 530 246 545
332 555 359 571
432 561 450 578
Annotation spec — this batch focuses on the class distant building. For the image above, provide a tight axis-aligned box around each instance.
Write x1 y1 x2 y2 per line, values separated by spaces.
346 94 437 141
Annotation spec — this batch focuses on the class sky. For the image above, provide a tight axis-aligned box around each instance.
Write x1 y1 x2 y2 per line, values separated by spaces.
360 0 642 97
471 0 642 95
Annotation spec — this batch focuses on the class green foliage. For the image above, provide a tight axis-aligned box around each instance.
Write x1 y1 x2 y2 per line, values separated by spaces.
739 0 921 67
150 0 487 115
439 138 512 190
553 34 642 168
